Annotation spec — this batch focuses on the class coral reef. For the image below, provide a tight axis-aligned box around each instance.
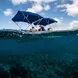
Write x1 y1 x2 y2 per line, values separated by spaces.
0 53 78 78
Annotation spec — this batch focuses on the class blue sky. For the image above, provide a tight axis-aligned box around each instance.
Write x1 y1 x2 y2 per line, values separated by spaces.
0 0 78 30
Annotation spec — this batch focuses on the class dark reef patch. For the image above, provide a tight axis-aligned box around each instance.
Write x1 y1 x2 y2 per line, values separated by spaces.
0 53 78 78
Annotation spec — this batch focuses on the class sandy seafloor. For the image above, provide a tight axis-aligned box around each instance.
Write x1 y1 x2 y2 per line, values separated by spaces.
0 35 78 78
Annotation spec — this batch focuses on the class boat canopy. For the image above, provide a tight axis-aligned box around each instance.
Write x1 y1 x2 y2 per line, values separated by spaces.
34 18 57 26
12 11 57 26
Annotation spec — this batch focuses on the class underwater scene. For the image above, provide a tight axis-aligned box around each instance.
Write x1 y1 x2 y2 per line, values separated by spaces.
1 0 78 77
0 34 78 78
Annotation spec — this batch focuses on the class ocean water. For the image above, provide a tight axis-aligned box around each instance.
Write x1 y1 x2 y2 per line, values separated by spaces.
0 35 78 60
0 34 78 78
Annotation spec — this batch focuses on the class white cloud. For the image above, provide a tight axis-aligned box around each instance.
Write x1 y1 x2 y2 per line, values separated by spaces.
57 0 78 17
11 0 27 5
11 0 56 13
69 20 78 30
44 5 50 11
50 17 68 31
51 19 78 31
27 4 43 13
11 0 56 5
27 4 51 13
4 9 13 16
28 0 55 4
27 0 56 13
42 0 56 3
29 0 42 4
74 0 78 5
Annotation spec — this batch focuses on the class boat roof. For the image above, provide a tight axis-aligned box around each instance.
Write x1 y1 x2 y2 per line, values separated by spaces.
12 11 57 26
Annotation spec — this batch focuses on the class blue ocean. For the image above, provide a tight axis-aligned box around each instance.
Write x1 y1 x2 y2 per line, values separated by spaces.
0 34 78 78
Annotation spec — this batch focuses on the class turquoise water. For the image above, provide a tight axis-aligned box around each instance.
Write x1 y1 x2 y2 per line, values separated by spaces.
0 35 78 60
0 34 78 78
